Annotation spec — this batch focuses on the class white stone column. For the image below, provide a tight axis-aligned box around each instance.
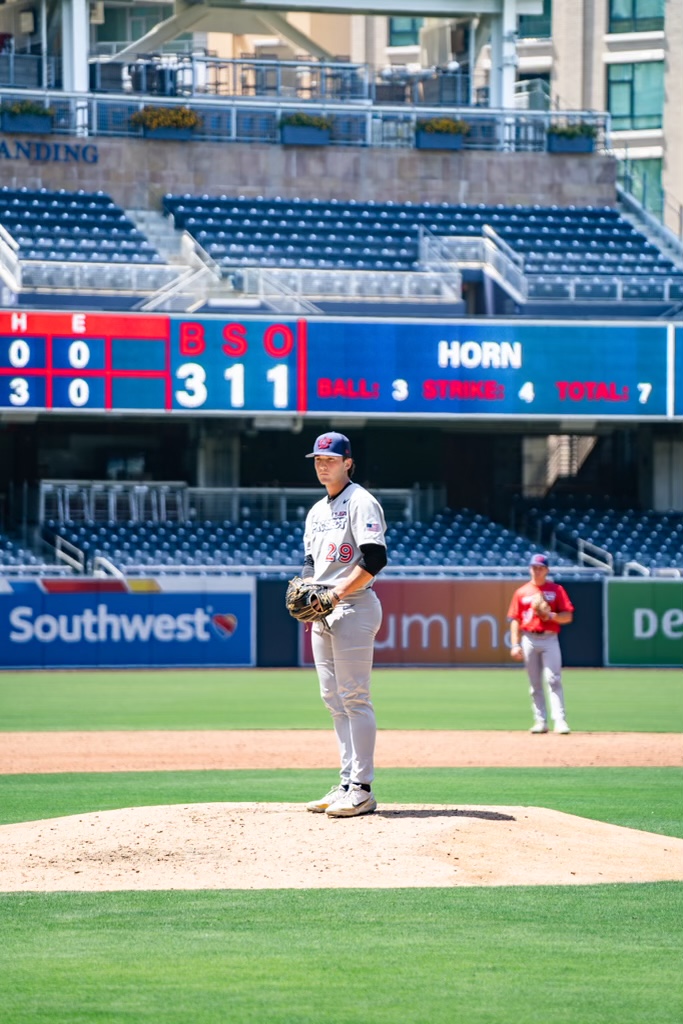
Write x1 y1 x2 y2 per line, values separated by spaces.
61 0 89 91
501 0 519 109
61 0 89 135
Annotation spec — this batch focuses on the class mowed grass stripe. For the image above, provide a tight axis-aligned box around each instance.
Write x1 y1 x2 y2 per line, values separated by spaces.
1 767 681 837
0 667 681 732
1 885 681 1024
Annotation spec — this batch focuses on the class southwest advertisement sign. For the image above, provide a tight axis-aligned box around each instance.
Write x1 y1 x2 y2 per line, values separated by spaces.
0 576 255 668
606 579 683 667
300 579 520 666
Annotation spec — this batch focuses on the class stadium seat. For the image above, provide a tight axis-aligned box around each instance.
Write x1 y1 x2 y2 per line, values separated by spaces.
0 186 164 274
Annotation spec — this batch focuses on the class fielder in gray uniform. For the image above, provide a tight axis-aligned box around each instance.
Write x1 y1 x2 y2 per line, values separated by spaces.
507 554 575 734
302 431 387 817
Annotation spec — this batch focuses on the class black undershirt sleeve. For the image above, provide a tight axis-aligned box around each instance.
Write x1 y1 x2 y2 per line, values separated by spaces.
302 553 314 578
359 543 388 576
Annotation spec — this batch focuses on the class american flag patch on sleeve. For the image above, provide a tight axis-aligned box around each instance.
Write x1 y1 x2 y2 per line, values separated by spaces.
366 522 381 533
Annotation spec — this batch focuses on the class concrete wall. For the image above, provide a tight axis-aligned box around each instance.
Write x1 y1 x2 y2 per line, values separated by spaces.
0 136 617 211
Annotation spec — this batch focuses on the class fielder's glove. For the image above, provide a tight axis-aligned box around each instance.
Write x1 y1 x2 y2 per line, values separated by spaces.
285 576 337 623
530 592 552 620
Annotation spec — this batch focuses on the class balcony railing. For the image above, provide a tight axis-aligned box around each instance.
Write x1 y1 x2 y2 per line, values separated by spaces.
0 86 610 153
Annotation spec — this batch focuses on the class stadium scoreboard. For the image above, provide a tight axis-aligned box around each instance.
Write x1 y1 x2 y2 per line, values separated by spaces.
0 310 679 419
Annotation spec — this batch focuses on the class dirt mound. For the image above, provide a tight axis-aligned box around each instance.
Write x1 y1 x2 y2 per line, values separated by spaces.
2 802 682 892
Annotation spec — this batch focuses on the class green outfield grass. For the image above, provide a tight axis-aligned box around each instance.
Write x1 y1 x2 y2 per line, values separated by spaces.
1 666 681 732
1 884 681 1024
0 767 681 835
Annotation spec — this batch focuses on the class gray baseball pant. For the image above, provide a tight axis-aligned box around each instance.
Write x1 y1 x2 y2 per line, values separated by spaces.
520 632 567 726
311 588 382 786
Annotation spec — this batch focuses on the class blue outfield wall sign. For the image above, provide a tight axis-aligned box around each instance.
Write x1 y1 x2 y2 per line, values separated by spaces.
0 576 255 668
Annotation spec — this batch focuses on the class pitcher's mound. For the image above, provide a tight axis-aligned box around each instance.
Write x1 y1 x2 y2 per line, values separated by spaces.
2 803 682 892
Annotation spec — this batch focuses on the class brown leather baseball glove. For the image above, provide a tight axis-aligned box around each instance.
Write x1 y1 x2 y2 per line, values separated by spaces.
285 577 336 623
530 591 552 620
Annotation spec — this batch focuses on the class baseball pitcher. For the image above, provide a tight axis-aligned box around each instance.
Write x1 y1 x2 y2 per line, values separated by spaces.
286 431 387 817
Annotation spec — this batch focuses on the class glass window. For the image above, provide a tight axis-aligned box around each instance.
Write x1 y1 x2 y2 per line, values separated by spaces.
609 0 664 34
95 4 173 45
388 17 423 48
518 0 552 39
607 61 664 129
617 157 663 216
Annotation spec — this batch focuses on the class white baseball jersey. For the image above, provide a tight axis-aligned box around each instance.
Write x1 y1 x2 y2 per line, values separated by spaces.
304 482 387 588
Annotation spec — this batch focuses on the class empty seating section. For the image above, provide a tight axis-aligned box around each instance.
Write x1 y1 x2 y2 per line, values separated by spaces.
531 506 683 573
0 531 57 570
162 194 683 297
46 519 305 571
385 510 576 570
44 509 578 575
43 506 683 575
0 187 163 265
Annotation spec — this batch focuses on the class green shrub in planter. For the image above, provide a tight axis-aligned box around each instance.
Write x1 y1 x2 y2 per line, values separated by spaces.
547 122 598 139
1 100 55 134
280 111 333 146
547 121 597 152
130 105 202 137
415 117 470 150
280 112 334 130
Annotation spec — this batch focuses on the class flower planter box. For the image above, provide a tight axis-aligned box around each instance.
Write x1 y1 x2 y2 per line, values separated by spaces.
280 125 331 146
415 130 464 151
142 126 195 140
547 134 595 154
1 112 53 134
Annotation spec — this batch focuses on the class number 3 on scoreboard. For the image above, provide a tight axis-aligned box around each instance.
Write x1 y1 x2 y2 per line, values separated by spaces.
9 377 29 406
175 362 208 408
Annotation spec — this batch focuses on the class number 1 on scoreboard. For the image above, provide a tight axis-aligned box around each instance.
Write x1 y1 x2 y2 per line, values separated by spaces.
224 363 289 409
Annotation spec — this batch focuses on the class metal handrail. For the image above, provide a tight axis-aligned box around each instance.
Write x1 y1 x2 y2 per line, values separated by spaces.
0 223 19 252
616 184 683 256
236 265 460 305
419 228 528 303
623 560 650 576
16 257 181 294
53 535 85 573
87 561 610 578
135 262 213 312
528 273 682 303
0 231 21 289
482 224 525 268
576 538 614 572
92 555 125 578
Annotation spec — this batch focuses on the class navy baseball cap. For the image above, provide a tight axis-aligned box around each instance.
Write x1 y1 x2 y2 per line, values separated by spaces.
306 432 352 458
530 554 550 567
